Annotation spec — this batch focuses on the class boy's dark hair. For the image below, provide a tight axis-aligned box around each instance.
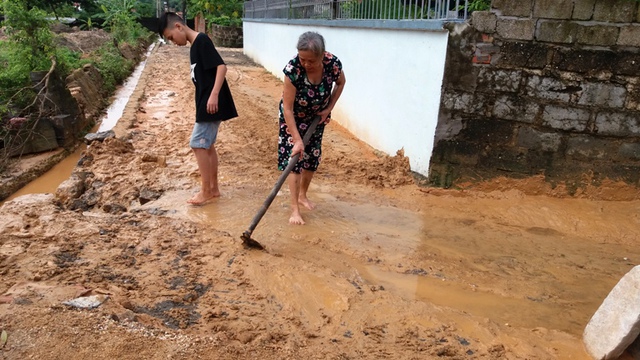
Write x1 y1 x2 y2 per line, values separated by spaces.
157 12 184 37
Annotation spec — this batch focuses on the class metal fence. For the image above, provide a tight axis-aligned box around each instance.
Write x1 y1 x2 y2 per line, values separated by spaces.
244 0 469 21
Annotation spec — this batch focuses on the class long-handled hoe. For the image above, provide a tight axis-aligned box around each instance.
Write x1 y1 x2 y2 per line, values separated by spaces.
241 116 321 250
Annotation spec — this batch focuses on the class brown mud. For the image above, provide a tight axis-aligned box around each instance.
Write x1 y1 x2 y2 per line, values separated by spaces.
2 44 640 359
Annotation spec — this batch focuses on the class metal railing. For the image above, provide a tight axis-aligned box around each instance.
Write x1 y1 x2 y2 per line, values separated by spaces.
244 0 469 21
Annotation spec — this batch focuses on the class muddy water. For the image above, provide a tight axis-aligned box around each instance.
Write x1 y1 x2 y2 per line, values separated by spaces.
184 183 626 339
3 145 85 202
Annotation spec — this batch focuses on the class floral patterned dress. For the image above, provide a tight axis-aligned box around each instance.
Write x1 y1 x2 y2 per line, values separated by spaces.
278 51 343 173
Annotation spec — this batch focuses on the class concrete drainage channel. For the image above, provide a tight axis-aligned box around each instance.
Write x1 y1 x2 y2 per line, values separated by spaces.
97 42 157 133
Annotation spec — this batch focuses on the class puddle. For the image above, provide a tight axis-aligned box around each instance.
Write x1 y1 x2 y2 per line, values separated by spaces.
189 188 623 337
358 264 585 334
3 145 85 202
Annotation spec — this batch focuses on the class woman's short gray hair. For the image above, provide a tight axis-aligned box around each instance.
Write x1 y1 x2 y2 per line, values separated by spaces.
297 32 325 57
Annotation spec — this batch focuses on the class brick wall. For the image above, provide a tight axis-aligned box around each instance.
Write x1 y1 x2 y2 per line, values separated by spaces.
430 0 640 194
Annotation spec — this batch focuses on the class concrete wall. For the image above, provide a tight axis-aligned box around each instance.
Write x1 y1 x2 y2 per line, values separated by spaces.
243 20 449 175
430 0 640 192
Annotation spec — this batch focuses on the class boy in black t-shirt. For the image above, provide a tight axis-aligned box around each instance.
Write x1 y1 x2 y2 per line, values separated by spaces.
158 12 238 205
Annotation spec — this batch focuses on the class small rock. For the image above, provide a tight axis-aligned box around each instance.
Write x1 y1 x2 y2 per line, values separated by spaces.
69 198 90 211
141 153 158 162
56 173 86 205
80 189 100 207
237 332 254 344
84 130 115 144
62 294 109 309
102 203 127 214
139 187 161 205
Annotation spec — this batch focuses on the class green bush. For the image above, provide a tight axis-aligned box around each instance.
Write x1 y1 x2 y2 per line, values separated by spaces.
93 0 152 43
0 41 34 117
90 42 134 93
467 0 490 12
209 15 242 27
189 0 243 26
55 47 87 79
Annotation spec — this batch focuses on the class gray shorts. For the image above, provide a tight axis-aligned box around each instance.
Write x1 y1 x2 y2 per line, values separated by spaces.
190 121 221 149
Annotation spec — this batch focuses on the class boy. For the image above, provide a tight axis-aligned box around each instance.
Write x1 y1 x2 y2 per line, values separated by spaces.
158 12 238 205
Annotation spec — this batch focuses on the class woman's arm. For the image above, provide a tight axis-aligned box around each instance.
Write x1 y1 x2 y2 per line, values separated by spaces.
283 77 305 157
318 71 346 123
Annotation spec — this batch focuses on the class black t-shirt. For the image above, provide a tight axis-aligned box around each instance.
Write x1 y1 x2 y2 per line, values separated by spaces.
190 32 238 122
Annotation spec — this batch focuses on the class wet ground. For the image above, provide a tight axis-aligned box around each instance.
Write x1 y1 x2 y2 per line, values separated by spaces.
1 44 640 359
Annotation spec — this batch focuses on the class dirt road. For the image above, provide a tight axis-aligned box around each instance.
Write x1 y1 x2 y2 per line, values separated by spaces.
2 43 640 359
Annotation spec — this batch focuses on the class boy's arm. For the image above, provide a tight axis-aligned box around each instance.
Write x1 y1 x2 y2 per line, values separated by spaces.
206 64 227 114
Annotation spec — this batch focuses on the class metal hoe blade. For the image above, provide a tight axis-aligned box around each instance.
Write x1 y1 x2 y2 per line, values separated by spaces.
241 230 265 250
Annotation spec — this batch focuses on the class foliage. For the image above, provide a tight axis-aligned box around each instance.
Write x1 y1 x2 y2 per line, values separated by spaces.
54 47 86 78
188 0 243 25
22 0 99 18
466 0 490 12
0 41 35 117
209 15 242 27
89 42 134 93
134 0 157 17
93 0 144 42
2 0 54 70
76 16 95 30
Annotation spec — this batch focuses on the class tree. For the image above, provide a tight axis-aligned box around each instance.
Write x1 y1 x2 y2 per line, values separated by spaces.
2 0 54 70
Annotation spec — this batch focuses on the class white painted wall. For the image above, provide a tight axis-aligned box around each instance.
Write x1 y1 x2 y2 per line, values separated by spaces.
243 21 449 176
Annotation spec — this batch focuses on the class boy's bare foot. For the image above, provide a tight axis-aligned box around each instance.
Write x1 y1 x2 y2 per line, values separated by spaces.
298 197 316 210
209 188 221 197
289 210 305 225
187 191 216 205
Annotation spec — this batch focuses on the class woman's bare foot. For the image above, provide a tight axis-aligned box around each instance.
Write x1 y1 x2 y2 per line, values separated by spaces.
289 209 305 225
298 196 316 210
187 191 216 205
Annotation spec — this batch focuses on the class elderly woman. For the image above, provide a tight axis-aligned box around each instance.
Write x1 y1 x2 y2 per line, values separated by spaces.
278 31 346 225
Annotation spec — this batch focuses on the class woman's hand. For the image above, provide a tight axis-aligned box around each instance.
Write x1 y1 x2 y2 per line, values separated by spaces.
291 139 305 159
318 108 332 124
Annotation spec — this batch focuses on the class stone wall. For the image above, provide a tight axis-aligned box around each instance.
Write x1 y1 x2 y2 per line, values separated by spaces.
429 0 640 194
210 24 243 48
